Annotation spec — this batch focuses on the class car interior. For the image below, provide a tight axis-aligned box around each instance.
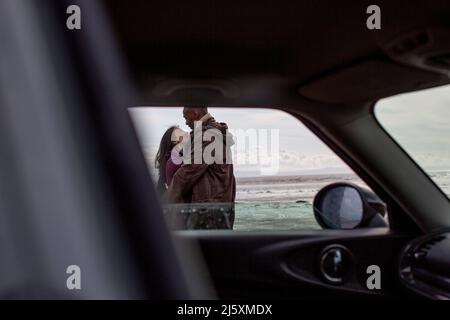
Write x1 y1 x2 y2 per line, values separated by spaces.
0 0 449 299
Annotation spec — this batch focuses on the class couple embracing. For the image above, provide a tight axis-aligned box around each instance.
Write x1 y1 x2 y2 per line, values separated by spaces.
155 107 236 228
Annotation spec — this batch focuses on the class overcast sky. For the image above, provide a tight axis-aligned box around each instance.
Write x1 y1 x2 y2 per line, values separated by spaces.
376 84 450 170
129 84 450 176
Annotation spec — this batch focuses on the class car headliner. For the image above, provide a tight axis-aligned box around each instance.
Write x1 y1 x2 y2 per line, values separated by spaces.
104 0 450 106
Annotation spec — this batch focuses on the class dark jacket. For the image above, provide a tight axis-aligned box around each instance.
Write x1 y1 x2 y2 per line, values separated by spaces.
167 116 236 204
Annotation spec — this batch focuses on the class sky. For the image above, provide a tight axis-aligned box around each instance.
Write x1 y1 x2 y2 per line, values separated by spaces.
129 84 450 177
376 84 450 171
129 107 351 176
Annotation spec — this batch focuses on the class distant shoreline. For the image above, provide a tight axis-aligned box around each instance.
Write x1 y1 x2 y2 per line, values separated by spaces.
236 172 359 184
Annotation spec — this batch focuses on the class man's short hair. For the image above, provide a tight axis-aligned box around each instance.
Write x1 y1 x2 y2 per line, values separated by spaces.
184 106 208 115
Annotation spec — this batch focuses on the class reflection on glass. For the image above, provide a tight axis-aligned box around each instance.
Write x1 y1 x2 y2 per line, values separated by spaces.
319 186 363 229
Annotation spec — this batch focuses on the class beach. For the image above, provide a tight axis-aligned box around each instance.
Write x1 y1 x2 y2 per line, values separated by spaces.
233 171 450 231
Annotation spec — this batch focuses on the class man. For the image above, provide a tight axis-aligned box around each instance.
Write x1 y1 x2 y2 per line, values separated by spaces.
166 107 236 228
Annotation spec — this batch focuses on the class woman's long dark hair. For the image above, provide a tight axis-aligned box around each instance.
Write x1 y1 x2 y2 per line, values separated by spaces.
155 126 179 194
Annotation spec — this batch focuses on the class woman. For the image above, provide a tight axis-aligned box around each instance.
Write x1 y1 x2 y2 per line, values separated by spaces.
155 126 186 195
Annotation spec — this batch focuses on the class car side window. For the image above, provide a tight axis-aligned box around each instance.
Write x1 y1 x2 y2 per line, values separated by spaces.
129 107 387 231
375 85 450 200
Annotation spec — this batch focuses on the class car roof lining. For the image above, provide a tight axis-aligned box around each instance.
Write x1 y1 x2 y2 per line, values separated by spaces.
104 0 450 107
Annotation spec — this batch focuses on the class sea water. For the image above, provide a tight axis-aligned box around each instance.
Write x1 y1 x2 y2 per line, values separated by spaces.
233 172 450 231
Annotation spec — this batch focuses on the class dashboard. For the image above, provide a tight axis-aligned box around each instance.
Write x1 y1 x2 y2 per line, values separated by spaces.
399 228 450 299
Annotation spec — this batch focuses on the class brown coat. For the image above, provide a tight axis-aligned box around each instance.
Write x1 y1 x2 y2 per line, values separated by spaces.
166 117 236 204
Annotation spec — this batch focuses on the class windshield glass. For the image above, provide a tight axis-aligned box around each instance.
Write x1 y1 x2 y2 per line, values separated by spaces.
375 85 450 199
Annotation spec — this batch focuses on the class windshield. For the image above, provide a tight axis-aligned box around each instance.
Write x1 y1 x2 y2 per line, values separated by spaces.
375 85 450 199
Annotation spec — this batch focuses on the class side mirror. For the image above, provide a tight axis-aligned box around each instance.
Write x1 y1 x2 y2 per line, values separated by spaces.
313 183 388 230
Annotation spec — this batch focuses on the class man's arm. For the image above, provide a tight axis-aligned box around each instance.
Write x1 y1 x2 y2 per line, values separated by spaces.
166 163 208 203
166 129 209 202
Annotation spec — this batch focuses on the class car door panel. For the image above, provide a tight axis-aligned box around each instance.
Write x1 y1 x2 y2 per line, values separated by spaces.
175 229 412 299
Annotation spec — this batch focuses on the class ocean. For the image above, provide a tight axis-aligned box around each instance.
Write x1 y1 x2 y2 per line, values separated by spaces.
233 171 450 231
